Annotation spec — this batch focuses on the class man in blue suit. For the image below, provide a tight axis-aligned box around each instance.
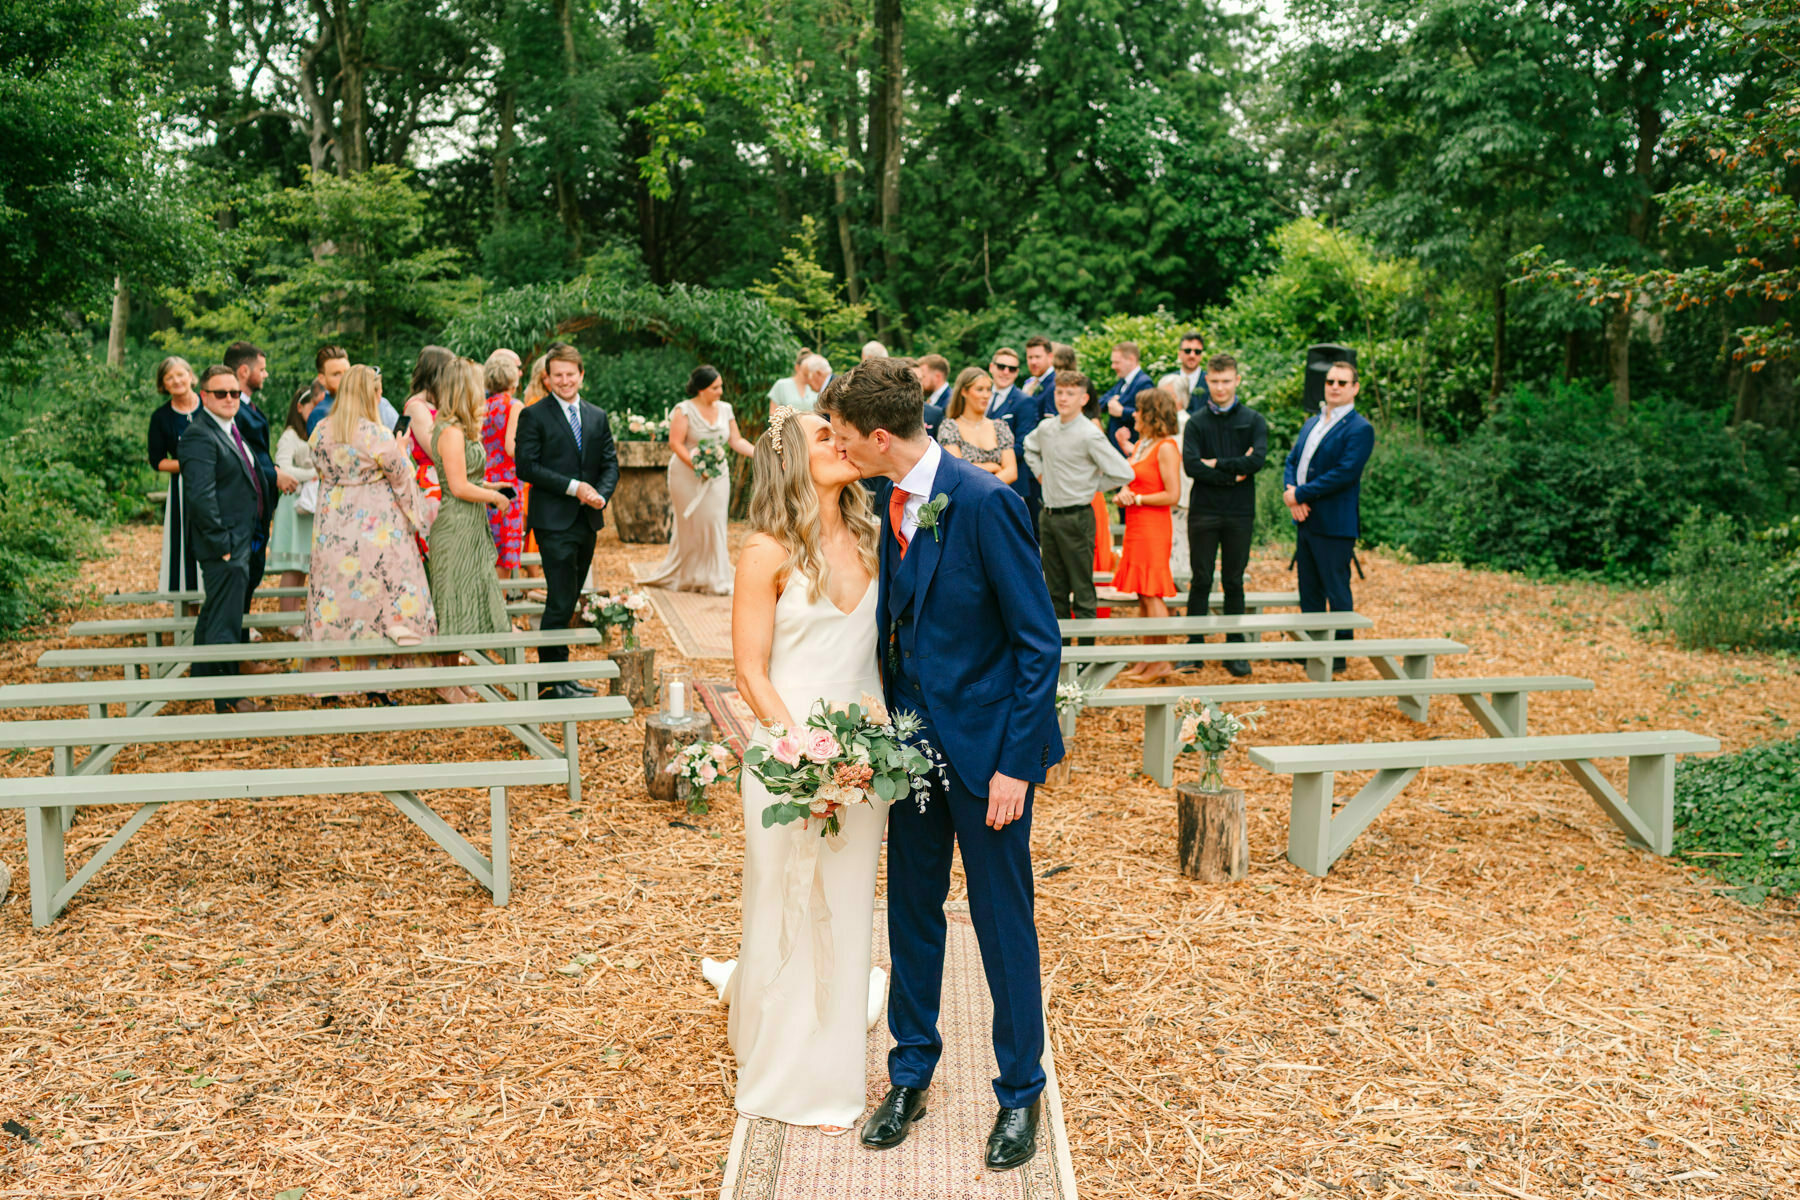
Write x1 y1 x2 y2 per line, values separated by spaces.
917 353 951 439
1021 335 1055 406
984 345 1045 530
1099 341 1154 455
1283 360 1375 672
831 357 1063 1172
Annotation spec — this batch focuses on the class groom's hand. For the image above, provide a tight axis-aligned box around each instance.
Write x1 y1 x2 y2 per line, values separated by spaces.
986 772 1027 830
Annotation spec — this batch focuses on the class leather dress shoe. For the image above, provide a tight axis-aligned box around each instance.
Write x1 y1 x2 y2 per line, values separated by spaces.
564 679 597 695
215 698 269 715
858 1085 927 1150
544 682 592 701
237 659 286 675
1224 659 1252 677
984 1099 1041 1171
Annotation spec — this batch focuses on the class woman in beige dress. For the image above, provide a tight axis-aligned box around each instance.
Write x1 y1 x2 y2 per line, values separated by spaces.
641 366 755 594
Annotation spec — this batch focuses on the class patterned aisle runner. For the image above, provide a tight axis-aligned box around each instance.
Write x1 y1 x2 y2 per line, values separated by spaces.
721 903 1078 1200
629 563 734 659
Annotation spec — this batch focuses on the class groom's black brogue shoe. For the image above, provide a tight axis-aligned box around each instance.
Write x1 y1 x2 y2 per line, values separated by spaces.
859 1086 928 1150
984 1099 1041 1171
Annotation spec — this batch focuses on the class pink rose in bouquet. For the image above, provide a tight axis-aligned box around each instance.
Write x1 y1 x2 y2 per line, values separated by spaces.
802 729 841 764
771 733 804 766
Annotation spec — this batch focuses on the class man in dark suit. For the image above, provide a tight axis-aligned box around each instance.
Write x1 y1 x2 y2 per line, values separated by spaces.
515 343 619 699
179 366 279 713
1098 341 1154 456
1283 360 1375 672
916 354 950 439
1020 335 1055 404
222 341 295 619
984 345 1045 530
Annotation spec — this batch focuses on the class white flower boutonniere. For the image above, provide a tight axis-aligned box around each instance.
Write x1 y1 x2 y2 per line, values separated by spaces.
915 492 950 541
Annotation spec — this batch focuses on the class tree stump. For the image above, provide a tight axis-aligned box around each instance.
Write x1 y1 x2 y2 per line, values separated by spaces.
612 440 673 543
1044 759 1073 788
645 713 716 804
1176 783 1248 882
610 646 657 708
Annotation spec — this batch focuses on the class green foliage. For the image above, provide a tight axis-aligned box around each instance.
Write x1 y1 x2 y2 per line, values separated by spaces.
1655 511 1791 652
1072 309 1202 383
747 217 870 365
910 303 1085 367
442 276 799 403
1358 383 1783 578
1674 737 1800 904
578 345 695 424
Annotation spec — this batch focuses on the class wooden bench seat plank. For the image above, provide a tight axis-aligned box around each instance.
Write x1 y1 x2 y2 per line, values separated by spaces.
0 661 619 711
1058 613 1371 640
69 601 546 639
1092 589 1300 612
10 759 566 925
1247 731 1720 876
1061 637 1466 692
38 628 603 671
102 578 571 605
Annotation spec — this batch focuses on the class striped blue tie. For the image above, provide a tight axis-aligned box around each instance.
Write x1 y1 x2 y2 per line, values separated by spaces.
567 402 583 453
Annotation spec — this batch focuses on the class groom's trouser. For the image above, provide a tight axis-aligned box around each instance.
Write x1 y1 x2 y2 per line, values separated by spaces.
886 699 1046 1110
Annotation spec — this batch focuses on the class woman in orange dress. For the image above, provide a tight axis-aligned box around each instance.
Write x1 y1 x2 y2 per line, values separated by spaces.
1110 388 1182 681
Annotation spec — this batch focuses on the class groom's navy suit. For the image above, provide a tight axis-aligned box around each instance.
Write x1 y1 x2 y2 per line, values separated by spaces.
875 448 1064 1110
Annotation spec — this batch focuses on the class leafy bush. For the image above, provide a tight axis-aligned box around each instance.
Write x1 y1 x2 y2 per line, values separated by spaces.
1674 738 1800 905
1655 512 1791 652
1072 307 1202 383
580 345 700 424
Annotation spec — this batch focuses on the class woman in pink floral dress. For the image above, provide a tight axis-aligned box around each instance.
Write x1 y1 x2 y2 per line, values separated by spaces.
304 365 437 688
480 354 525 576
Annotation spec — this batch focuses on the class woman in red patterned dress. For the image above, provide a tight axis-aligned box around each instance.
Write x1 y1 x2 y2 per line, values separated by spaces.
480 352 525 578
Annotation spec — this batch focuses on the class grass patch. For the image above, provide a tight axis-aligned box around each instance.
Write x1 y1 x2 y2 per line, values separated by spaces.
1674 736 1800 904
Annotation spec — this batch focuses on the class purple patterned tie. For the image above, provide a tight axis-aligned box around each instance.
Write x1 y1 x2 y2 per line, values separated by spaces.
230 423 265 520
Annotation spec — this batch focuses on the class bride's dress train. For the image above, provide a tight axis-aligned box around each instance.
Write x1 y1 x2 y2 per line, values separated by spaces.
710 578 890 1129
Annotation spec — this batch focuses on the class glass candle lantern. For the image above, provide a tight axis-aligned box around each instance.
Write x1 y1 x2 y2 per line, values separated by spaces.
659 668 695 722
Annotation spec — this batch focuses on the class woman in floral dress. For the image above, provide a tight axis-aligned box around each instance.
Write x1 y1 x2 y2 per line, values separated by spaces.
304 365 437 692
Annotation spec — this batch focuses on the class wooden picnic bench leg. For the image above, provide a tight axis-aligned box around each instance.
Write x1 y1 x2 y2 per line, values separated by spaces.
1142 705 1177 788
1625 753 1675 856
52 748 76 833
25 805 66 927
1559 758 1659 853
564 721 582 805
1457 691 1529 765
382 790 499 899
1370 654 1435 721
1287 772 1337 876
490 786 511 905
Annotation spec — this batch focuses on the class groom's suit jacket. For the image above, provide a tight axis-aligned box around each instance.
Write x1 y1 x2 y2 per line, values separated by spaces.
875 452 1064 793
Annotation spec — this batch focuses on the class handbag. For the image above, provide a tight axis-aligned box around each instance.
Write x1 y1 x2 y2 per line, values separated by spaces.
295 479 320 515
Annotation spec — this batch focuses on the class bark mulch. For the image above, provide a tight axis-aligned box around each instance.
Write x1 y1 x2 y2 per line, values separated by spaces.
0 524 1796 1199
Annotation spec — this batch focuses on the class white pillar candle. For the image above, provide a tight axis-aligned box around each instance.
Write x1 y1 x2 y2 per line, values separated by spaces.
668 680 687 720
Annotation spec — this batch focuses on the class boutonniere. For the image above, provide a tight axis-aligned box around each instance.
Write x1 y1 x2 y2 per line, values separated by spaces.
915 493 950 541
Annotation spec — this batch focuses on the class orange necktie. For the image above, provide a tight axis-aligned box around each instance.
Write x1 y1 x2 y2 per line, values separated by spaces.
889 486 910 558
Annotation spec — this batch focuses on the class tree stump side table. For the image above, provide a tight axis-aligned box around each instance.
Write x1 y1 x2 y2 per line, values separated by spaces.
612 440 673 543
1176 783 1248 882
611 646 657 708
645 713 716 803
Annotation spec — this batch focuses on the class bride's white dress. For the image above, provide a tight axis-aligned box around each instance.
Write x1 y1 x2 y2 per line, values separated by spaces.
719 576 889 1128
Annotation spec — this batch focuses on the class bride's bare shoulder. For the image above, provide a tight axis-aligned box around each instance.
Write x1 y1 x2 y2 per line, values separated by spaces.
735 533 789 587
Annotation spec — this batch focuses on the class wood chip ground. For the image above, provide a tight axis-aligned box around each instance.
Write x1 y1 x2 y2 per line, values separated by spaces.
1 524 1796 1198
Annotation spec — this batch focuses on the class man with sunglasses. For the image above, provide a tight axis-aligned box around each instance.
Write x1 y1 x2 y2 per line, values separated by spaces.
984 347 1043 529
1283 360 1374 673
1160 332 1210 413
221 341 297 644
178 367 280 713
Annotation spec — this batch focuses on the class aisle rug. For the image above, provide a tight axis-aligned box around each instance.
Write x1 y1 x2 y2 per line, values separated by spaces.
696 680 758 757
629 563 733 659
720 902 1077 1200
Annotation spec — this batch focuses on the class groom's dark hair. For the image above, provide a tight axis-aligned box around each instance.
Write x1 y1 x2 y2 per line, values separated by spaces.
829 356 926 439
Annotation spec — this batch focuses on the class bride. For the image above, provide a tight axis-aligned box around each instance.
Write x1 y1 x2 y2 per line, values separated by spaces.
705 405 889 1134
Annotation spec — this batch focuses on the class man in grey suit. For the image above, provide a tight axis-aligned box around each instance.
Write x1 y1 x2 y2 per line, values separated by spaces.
178 365 279 714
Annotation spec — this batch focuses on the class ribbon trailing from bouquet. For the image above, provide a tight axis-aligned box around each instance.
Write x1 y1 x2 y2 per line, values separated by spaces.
774 818 836 1026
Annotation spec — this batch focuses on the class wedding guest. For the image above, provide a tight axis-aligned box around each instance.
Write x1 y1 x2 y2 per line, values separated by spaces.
404 345 460 476
1284 359 1373 673
515 352 550 596
1100 341 1153 456
425 360 512 702
1159 331 1209 412
938 367 1017 485
307 344 399 433
515 342 619 693
178 366 276 713
802 353 833 399
481 351 525 581
147 356 203 594
642 365 756 594
268 383 321 614
304 365 437 700
223 340 296 612
1185 352 1267 676
1053 344 1115 576
1023 372 1134 623
1021 335 1056 399
860 339 888 361
917 354 950 439
1112 388 1182 681
985 346 1042 525
767 347 817 415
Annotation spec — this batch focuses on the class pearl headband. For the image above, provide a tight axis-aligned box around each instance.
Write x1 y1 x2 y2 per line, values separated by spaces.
768 404 797 456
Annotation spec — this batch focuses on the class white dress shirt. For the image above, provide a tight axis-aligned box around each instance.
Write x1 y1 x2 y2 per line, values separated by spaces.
207 409 238 438
1296 402 1356 486
927 383 950 410
895 440 943 545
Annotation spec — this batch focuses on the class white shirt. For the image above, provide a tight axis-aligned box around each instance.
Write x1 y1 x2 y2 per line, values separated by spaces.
927 383 950 410
1296 402 1356 487
207 409 238 439
895 440 943 545
558 394 586 496
1181 367 1204 399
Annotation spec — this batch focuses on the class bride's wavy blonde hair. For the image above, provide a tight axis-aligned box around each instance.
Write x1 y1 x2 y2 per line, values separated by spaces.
748 412 879 602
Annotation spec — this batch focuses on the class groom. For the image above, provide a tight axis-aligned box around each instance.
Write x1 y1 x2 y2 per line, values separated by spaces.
830 357 1064 1171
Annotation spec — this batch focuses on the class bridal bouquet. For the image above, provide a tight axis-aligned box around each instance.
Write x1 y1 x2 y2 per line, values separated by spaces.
1176 699 1263 792
581 589 652 649
743 694 936 840
666 740 735 815
691 438 729 482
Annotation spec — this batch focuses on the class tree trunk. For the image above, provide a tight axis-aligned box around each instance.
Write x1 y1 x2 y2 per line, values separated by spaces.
106 277 129 368
553 0 586 256
1489 280 1506 402
329 1 372 175
644 713 716 804
493 84 517 219
871 0 904 334
826 112 862 302
1176 784 1248 883
1608 302 1632 416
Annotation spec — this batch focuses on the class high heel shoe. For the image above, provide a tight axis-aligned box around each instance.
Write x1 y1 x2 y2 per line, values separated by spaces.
386 624 423 648
364 691 396 707
435 686 478 704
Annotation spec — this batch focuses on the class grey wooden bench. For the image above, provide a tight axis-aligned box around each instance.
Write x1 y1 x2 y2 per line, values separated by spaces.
1075 675 1595 785
4 758 569 926
101 578 573 606
1248 730 1720 876
1091 588 1302 613
68 601 549 647
1061 637 1466 693
37 628 606 681
1059 612 1372 643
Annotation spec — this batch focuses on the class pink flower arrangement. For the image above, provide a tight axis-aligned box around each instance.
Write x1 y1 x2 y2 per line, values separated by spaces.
802 729 842 764
743 697 935 840
770 733 803 766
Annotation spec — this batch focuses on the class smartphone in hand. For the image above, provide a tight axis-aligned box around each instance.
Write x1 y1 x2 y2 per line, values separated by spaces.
392 413 412 439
